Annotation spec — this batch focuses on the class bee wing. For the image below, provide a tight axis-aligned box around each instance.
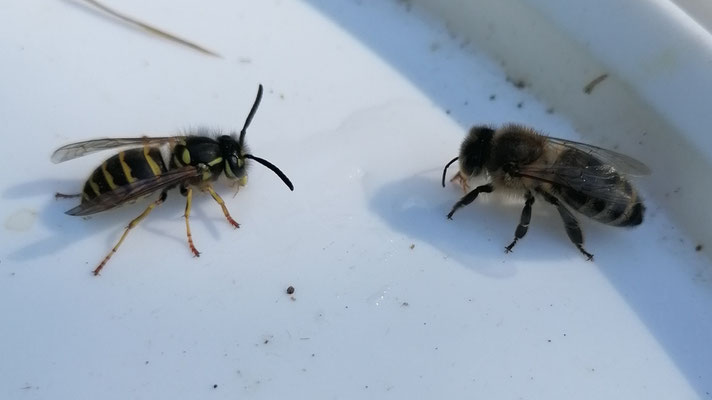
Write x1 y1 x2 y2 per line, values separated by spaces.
65 166 202 216
546 136 651 176
51 136 179 164
517 163 637 203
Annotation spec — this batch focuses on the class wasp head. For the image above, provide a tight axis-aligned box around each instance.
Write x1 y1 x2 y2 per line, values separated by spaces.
226 84 294 191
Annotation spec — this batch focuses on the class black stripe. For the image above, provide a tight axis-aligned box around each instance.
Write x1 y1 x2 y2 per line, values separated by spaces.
105 153 129 187
90 165 112 194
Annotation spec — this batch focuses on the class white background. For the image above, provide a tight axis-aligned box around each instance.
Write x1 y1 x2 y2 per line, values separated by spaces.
1 1 711 399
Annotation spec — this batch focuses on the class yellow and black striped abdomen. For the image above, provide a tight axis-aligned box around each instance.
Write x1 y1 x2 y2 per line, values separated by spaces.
82 147 167 201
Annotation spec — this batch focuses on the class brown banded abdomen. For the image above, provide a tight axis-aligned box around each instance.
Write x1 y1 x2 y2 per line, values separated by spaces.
553 149 644 227
82 147 167 201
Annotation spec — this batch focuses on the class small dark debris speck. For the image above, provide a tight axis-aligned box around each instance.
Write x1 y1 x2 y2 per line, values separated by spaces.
489 94 496 101
547 339 552 343
264 339 269 344
286 286 295 295
583 73 609 94
546 107 554 114
409 244 415 250
213 384 218 389
446 109 451 115
696 244 703 252
517 102 524 108
402 302 409 307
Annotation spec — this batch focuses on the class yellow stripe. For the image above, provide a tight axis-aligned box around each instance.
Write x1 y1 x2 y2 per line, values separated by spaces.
143 147 162 176
208 156 223 167
119 152 136 183
224 160 235 178
202 171 212 181
101 162 118 190
181 148 191 165
89 179 101 196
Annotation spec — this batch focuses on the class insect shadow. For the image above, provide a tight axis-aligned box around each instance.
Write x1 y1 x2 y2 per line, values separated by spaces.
367 173 614 278
4 178 226 263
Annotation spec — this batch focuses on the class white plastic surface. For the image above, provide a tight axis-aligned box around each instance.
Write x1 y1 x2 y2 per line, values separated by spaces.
1 1 711 399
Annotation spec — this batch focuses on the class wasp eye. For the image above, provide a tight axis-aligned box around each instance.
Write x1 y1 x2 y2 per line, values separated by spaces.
229 155 239 167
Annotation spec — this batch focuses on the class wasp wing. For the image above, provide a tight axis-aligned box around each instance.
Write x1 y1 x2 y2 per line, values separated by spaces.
546 136 651 176
66 166 201 216
51 136 179 164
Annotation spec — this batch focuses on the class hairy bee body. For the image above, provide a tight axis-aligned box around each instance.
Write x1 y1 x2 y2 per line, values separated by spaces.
479 127 644 227
443 124 650 259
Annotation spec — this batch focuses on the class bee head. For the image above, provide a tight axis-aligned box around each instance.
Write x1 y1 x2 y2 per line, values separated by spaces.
460 126 495 177
224 84 294 191
442 126 495 187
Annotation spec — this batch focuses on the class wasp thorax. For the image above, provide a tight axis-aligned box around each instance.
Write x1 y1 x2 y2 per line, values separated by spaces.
459 126 495 178
218 135 247 180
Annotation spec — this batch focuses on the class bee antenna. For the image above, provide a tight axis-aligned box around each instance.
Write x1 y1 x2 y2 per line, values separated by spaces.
239 84 264 148
442 157 459 187
244 154 294 191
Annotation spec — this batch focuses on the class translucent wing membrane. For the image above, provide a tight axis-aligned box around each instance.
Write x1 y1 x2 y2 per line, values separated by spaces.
66 166 201 216
546 136 651 176
51 137 178 163
517 165 634 203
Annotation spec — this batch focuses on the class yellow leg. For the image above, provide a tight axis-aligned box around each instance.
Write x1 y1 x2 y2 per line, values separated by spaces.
184 187 200 257
93 192 166 276
206 185 240 228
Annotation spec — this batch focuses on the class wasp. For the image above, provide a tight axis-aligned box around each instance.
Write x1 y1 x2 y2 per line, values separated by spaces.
52 84 294 275
442 124 649 259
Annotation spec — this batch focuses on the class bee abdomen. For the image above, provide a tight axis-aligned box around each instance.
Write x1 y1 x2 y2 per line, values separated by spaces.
559 180 645 227
81 147 168 201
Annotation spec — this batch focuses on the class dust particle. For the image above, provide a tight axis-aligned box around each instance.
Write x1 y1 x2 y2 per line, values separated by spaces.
489 94 496 101
409 244 415 250
696 244 703 252
286 286 295 295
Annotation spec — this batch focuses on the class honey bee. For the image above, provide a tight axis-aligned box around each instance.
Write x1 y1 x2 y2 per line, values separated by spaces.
442 124 650 259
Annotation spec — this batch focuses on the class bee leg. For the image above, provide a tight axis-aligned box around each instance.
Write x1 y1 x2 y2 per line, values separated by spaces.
206 184 240 228
55 192 82 199
505 191 535 253
449 171 470 193
447 183 494 219
184 187 201 257
93 190 168 276
537 190 594 261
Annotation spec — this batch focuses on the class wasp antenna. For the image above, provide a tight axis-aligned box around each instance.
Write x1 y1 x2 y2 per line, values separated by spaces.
244 154 294 191
239 84 264 148
442 157 459 187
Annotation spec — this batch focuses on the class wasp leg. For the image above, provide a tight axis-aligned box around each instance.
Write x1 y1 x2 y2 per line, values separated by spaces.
206 185 240 228
447 183 494 219
184 187 200 257
55 192 82 199
93 190 168 276
537 189 594 260
505 191 535 253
